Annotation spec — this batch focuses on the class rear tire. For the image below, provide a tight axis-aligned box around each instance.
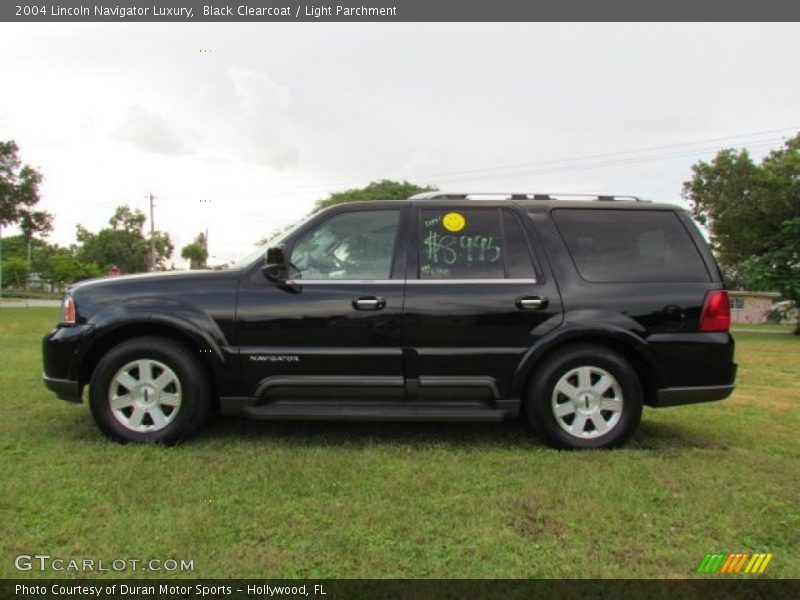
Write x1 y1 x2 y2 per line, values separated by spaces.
524 344 642 449
89 336 211 444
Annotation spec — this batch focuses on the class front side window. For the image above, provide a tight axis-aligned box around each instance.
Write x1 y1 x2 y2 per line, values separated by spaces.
290 210 400 280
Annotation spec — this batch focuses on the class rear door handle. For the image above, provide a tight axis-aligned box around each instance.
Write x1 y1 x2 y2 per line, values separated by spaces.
352 296 386 311
516 296 548 310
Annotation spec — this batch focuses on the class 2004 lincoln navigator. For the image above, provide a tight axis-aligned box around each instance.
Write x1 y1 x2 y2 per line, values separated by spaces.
43 192 736 449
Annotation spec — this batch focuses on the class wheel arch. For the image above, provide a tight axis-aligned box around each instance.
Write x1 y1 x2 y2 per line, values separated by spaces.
75 319 225 405
512 326 665 409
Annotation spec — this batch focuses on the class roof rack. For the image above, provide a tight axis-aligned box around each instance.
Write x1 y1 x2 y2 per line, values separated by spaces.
408 192 649 203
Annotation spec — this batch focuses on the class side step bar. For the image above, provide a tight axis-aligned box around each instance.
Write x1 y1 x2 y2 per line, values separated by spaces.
242 402 510 422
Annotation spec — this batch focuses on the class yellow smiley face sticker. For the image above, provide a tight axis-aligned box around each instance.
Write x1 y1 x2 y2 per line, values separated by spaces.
442 212 466 232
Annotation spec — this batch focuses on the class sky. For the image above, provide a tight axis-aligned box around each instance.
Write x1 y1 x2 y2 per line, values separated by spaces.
1 22 798 266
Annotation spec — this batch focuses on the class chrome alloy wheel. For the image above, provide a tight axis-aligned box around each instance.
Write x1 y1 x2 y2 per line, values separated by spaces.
108 359 182 433
551 366 624 439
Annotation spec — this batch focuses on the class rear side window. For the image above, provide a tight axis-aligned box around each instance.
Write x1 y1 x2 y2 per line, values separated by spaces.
418 208 537 280
552 209 710 283
419 208 504 279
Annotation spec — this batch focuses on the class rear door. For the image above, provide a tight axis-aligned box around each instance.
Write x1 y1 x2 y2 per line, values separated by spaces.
403 203 563 404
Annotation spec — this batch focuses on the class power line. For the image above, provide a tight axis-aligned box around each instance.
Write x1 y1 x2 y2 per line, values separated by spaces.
430 138 786 186
256 125 798 196
150 126 797 221
386 127 798 183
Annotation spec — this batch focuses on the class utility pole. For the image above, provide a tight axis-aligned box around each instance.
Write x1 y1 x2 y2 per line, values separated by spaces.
146 192 156 271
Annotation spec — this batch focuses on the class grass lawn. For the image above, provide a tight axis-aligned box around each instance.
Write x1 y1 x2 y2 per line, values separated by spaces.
730 323 796 333
1 308 798 579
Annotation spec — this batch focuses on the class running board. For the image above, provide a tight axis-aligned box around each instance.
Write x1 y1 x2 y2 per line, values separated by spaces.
242 402 509 422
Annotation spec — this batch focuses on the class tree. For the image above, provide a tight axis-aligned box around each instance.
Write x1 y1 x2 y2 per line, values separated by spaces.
77 205 173 273
0 140 53 295
181 232 208 269
314 179 437 211
19 209 54 288
0 234 52 273
19 210 53 239
109 205 146 232
0 256 28 288
44 250 103 288
0 141 45 227
683 133 800 333
0 234 98 289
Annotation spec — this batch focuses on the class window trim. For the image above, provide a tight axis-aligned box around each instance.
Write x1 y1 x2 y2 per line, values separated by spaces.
284 278 538 285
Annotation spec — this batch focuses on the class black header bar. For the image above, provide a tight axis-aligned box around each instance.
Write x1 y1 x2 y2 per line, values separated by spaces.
3 0 800 22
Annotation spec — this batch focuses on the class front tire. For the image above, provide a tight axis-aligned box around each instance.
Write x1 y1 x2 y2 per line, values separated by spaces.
524 344 643 449
89 336 211 444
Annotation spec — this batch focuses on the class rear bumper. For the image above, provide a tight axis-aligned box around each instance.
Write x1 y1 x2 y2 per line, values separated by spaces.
648 331 737 406
653 383 735 407
43 374 83 403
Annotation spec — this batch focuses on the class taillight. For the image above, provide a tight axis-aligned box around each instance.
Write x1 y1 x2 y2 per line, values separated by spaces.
699 290 730 332
60 295 76 325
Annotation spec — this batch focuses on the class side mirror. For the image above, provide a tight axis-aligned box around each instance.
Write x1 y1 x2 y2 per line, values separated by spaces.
262 245 288 282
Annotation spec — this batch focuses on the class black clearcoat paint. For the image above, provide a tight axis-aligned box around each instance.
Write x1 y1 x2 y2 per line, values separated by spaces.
42 199 736 415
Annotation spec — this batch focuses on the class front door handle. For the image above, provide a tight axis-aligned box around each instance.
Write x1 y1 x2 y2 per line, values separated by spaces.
516 296 548 310
352 296 386 311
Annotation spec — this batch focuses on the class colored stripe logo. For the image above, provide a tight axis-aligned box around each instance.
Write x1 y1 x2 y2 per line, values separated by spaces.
696 552 773 574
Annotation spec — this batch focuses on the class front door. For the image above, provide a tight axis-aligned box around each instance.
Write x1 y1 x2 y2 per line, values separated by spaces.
403 204 562 404
236 206 408 402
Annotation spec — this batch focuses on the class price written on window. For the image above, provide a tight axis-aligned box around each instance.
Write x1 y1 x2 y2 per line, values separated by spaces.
424 231 501 265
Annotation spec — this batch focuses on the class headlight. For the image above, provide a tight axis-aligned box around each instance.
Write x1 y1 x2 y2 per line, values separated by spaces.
59 294 76 325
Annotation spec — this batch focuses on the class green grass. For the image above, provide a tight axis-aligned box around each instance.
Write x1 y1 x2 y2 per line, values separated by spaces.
1 308 798 579
731 323 795 333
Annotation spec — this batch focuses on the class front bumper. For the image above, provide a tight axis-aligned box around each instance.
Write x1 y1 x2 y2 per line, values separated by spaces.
43 374 83 403
42 323 94 403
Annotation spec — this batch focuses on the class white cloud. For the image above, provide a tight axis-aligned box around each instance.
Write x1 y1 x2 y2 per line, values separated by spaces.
227 64 298 169
114 105 197 156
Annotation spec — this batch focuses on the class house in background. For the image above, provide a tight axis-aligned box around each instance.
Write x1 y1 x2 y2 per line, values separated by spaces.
727 291 781 324
26 272 45 291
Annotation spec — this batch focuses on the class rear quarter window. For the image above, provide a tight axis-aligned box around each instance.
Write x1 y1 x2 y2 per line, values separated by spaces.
551 209 710 283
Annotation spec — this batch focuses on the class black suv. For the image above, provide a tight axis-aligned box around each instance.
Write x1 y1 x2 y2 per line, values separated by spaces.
42 193 736 449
